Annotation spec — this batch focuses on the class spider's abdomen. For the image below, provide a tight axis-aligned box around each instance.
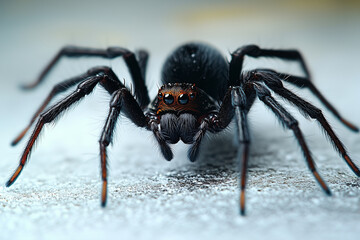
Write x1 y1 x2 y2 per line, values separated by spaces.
160 113 197 144
161 42 228 100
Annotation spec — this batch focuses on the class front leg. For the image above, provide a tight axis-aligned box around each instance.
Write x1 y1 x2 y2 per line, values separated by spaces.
147 113 173 161
218 87 252 216
12 66 122 146
189 86 255 163
99 86 173 206
187 89 235 162
189 86 253 215
99 87 148 207
188 117 210 162
188 87 254 215
6 76 103 187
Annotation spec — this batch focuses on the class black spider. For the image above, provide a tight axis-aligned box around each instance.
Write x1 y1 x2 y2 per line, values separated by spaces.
7 42 359 215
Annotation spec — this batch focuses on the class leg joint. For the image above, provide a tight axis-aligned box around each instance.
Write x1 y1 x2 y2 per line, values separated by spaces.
288 119 299 128
107 47 132 58
233 45 261 57
39 112 52 123
77 77 101 94
109 88 129 108
60 45 79 56
99 138 110 147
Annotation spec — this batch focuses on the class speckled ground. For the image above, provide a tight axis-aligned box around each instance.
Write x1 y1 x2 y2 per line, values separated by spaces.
1 1 360 240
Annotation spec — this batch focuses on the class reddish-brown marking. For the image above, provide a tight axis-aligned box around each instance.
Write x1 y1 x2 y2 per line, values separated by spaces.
9 165 23 183
102 181 107 204
344 155 360 175
313 171 329 192
240 189 245 214
156 85 200 115
101 149 107 179
340 118 359 131
6 122 44 187
20 122 44 165
12 94 54 145
8 122 45 185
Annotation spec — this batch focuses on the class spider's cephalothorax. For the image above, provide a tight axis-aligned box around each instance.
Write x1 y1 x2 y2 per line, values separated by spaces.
151 83 217 144
154 83 217 116
7 42 359 215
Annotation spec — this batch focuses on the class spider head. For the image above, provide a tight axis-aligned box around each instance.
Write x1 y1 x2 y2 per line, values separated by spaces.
155 83 201 115
155 83 217 144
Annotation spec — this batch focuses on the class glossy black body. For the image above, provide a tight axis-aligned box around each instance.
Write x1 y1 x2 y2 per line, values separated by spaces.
161 43 229 100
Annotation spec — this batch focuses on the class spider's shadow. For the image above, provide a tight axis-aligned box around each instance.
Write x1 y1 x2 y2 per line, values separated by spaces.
165 127 270 187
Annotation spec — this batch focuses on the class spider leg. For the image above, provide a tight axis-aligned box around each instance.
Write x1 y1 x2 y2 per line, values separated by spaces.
188 119 209 162
188 85 255 164
231 87 251 216
11 73 92 146
203 87 253 215
99 86 148 207
251 70 360 177
7 67 154 205
253 82 331 195
148 118 173 161
6 75 104 187
136 49 149 80
229 45 311 86
255 69 358 132
22 46 150 107
11 67 124 146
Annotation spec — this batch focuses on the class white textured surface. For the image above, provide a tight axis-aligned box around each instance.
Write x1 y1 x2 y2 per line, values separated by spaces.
1 1 360 240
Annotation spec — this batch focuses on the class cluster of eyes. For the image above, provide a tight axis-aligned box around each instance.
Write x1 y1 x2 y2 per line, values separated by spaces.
158 92 196 105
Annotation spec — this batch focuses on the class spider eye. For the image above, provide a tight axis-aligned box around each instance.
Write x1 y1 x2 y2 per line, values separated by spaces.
164 94 174 105
158 92 163 99
189 92 196 99
178 94 189 105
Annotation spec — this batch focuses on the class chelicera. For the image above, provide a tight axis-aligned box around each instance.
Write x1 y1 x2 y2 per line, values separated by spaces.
7 42 359 215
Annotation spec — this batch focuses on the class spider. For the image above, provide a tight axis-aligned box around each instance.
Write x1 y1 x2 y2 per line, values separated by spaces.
7 42 359 215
